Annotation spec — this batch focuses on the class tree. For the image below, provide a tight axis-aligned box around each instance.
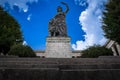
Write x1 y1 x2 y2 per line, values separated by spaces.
102 0 120 44
81 45 113 58
0 6 23 55
8 44 36 57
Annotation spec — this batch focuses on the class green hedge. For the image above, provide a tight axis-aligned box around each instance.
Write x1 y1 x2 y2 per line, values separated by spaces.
81 45 113 58
8 44 36 57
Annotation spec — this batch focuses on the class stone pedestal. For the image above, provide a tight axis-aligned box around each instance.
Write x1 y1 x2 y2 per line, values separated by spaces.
45 37 72 58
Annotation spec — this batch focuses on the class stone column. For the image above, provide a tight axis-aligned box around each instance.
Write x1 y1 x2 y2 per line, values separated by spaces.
116 43 120 56
111 46 117 56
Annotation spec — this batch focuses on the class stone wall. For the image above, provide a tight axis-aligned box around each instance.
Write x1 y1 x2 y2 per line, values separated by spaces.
72 50 82 58
35 50 45 57
35 50 82 58
0 56 120 80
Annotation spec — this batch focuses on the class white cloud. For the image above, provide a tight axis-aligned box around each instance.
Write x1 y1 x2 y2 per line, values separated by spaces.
74 0 87 6
72 0 108 50
23 9 28 13
27 14 32 21
0 0 38 12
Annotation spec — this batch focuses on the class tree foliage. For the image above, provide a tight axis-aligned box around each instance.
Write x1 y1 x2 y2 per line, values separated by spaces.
102 0 120 44
8 44 36 57
0 6 23 55
81 45 113 58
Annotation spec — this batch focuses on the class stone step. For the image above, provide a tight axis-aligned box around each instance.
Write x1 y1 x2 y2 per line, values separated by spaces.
0 64 58 69
0 63 120 69
0 57 120 60
0 68 120 80
0 61 58 64
0 59 120 64
0 57 120 69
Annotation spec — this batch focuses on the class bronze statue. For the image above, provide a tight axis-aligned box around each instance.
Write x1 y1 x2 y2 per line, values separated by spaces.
49 2 69 37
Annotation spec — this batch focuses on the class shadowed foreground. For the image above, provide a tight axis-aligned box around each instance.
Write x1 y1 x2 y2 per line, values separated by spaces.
0 56 120 80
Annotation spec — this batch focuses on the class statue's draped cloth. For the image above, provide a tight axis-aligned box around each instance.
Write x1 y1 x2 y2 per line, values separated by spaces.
49 12 67 37
48 2 69 37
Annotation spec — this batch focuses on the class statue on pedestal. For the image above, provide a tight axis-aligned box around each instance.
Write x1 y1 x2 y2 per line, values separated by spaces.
49 2 69 37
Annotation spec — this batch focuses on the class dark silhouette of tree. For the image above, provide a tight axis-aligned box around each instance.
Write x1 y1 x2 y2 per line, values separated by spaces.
102 0 120 44
0 6 23 55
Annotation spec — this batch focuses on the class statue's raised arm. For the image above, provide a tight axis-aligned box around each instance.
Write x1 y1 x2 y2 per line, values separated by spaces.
61 2 69 14
48 2 69 37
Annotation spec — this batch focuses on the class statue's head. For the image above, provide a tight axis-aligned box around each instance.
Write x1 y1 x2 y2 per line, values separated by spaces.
57 6 62 12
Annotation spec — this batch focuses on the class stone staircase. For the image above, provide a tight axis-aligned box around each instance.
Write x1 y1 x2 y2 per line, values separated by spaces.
0 56 120 80
0 57 120 69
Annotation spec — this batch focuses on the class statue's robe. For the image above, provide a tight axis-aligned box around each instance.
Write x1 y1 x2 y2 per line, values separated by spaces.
49 12 67 37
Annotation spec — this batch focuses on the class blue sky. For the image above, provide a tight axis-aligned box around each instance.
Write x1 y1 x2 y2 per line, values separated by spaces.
0 0 108 50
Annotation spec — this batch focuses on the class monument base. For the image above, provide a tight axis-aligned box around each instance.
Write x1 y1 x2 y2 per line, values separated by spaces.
45 37 72 58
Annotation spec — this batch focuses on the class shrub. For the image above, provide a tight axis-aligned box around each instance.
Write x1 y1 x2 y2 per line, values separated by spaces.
8 44 36 57
81 45 113 58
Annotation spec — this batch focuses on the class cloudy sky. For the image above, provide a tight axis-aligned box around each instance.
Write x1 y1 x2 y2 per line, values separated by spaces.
0 0 108 50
